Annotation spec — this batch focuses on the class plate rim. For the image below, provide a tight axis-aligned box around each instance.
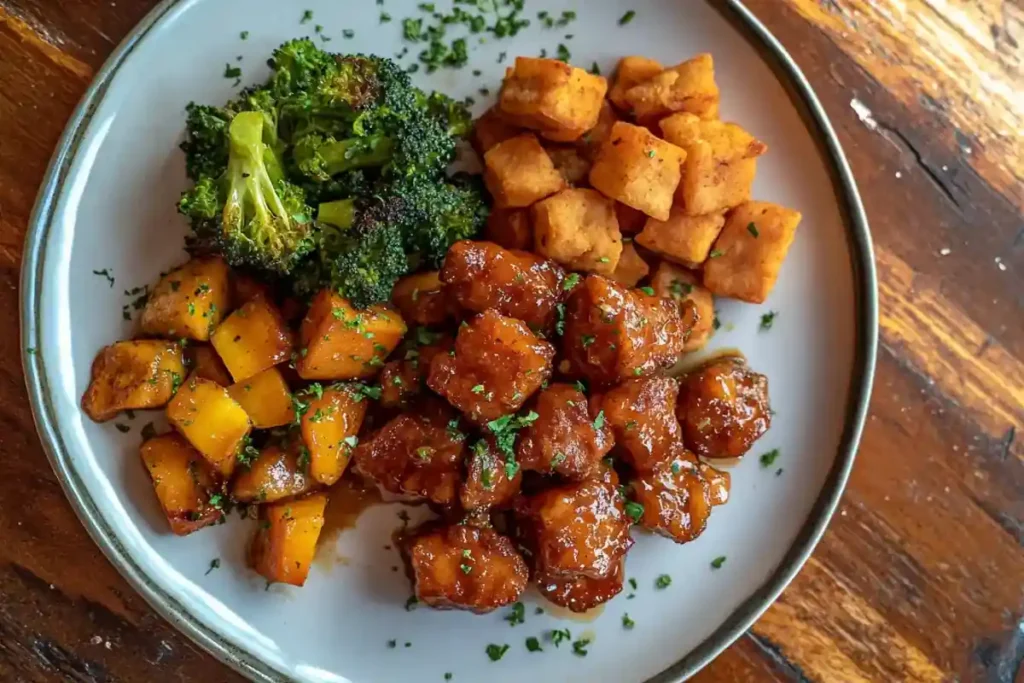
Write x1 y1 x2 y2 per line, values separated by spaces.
19 1 879 681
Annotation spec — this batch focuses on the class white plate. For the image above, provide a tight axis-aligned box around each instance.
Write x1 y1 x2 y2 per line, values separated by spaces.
21 1 877 681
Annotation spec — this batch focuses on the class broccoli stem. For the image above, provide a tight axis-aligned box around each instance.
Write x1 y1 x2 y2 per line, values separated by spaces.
225 112 291 252
319 136 395 175
318 199 356 228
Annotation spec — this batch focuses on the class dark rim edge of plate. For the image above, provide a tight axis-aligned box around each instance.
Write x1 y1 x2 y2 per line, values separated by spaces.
18 1 879 682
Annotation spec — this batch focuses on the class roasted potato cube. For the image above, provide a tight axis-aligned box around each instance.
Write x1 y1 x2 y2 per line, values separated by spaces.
187 344 232 386
483 134 566 208
140 257 230 341
577 101 619 162
461 438 522 511
82 340 185 422
699 461 731 506
533 188 623 275
210 296 293 382
703 201 801 303
166 376 251 477
296 290 407 380
499 57 608 141
300 384 367 486
632 456 712 543
677 356 771 458
649 263 714 352
428 310 555 424
140 433 222 535
608 56 665 111
230 272 273 309
440 240 567 330
406 524 529 613
636 206 726 268
232 442 316 504
594 376 685 472
588 122 686 221
484 208 533 251
546 144 592 185
658 112 703 148
516 383 613 481
537 558 624 613
391 271 457 326
249 493 327 587
615 202 647 235
227 367 294 429
622 54 719 121
472 106 523 155
608 242 650 287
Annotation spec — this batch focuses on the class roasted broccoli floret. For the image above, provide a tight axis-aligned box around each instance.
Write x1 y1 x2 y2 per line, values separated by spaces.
390 174 489 265
293 134 395 182
180 104 233 181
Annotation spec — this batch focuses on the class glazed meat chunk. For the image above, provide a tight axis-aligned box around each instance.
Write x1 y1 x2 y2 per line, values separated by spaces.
516 383 614 481
406 524 529 613
594 376 683 472
563 275 690 387
440 240 566 331
515 478 632 580
699 461 731 506
352 400 467 506
379 336 453 409
461 438 523 511
428 310 555 424
676 356 771 458
536 558 625 613
391 271 459 326
631 456 712 544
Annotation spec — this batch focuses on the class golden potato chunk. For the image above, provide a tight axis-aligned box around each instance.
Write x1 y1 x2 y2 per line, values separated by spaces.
635 207 726 268
484 209 533 251
588 122 686 221
406 524 529 613
210 296 293 382
608 56 664 112
249 493 327 587
187 344 232 386
299 384 367 486
391 271 458 327
516 383 613 481
166 376 251 477
483 133 566 209
232 441 316 504
296 290 407 380
140 257 230 341
533 188 623 276
577 101 619 162
227 367 294 429
472 106 523 155
622 53 719 121
378 337 453 409
499 57 608 141
440 240 566 330
677 356 771 458
658 111 703 148
632 456 712 543
649 263 714 352
140 433 222 535
608 242 650 287
594 376 684 472
82 340 185 422
427 310 555 424
703 201 802 303
461 438 522 511
537 558 625 613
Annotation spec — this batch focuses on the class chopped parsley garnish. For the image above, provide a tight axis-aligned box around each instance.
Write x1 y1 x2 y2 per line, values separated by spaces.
556 43 571 62
760 448 780 467
581 334 596 348
624 501 644 524
563 273 580 291
471 384 486 394
669 280 693 298
712 316 722 331
639 286 655 295
380 12 392 23
622 613 635 629
485 643 510 661
460 563 473 574
592 410 605 430
525 636 543 652
387 639 397 648
444 675 452 681
628 577 637 590
405 596 419 611
504 602 525 626
760 311 778 331
618 10 637 25
240 30 249 40
92 268 115 287
204 558 221 575
551 452 567 467
590 61 601 75
300 10 313 23
549 628 571 647
114 423 130 434
711 556 727 569
655 574 672 589
571 638 591 657
709 249 725 259
342 29 355 39
223 63 242 79
140 422 157 441
747 222 759 238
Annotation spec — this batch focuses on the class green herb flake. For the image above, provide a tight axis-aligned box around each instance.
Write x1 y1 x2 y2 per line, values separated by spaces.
760 311 778 331
760 448 780 467
711 556 727 569
624 501 644 524
525 636 543 652
592 410 605 430
504 602 525 626
485 643 510 661
590 61 601 75
240 30 249 40
300 10 313 24
571 638 591 657
223 63 242 79
387 639 397 648
92 268 115 287
622 613 635 630
204 558 221 575
380 12 392 23
619 10 637 25
747 222 759 238
114 423 131 434
639 286 655 295
556 43 571 62
655 574 672 589
709 249 725 259
549 628 571 647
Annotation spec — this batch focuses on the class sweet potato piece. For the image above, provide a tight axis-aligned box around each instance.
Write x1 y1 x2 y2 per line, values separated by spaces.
622 54 719 121
608 56 665 112
484 209 533 251
249 493 327 587
232 441 316 503
187 344 232 387
472 106 523 155
140 433 222 535
635 206 726 268
82 340 185 422
483 133 566 208
649 263 714 352
391 271 457 326
227 367 294 429
533 188 623 275
499 57 608 141
608 242 650 287
166 376 251 477
210 296 293 382
296 290 407 380
140 257 230 341
588 122 686 221
299 384 367 486
703 201 802 303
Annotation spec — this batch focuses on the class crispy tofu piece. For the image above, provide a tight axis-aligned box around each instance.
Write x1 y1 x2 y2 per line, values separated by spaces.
249 493 327 587
140 257 230 341
658 112 703 148
703 201 801 303
608 56 664 112
391 271 458 327
546 144 592 185
499 57 608 141
227 367 295 429
533 188 623 275
649 263 714 352
166 376 251 478
635 206 726 268
623 53 719 121
232 441 316 504
608 242 650 287
484 209 533 251
140 433 222 535
483 134 566 208
82 340 185 422
588 121 686 221
472 106 523 155
299 384 367 486
210 296 293 383
577 101 619 162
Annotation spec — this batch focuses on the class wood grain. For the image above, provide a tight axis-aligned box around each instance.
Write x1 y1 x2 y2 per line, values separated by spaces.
0 0 1021 681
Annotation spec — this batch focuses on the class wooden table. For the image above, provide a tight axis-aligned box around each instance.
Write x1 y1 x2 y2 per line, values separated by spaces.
1 1 1021 681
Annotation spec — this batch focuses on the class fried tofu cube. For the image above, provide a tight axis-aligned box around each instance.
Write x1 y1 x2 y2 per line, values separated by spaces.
300 385 367 486
140 433 222 535
484 209 533 251
635 206 726 268
187 344 233 386
499 57 608 141
82 340 185 422
227 367 295 429
703 201 801 303
649 263 715 352
210 296 293 383
140 257 230 341
658 112 703 148
577 101 619 162
391 271 457 326
249 493 327 587
546 145 592 185
608 56 664 112
623 53 719 121
472 106 523 155
232 441 316 504
483 134 566 208
533 188 623 275
588 122 686 221
608 242 650 287
166 376 251 477
296 290 407 380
